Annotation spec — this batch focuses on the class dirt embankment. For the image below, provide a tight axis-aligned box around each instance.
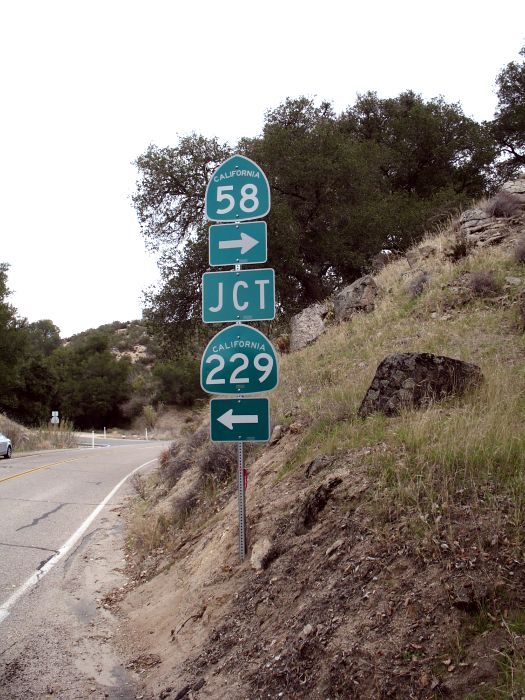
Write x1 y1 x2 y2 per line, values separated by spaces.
109 208 525 698
110 428 525 700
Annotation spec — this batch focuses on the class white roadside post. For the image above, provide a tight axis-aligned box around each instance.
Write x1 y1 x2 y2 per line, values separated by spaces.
92 431 95 449
201 155 277 562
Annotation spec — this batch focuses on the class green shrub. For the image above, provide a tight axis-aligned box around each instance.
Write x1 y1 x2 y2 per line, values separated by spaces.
143 404 157 429
153 356 204 407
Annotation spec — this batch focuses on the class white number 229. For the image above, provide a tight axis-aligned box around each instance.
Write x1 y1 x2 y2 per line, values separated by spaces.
205 352 273 385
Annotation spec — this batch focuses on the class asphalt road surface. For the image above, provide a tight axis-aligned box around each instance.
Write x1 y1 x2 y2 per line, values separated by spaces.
0 440 168 699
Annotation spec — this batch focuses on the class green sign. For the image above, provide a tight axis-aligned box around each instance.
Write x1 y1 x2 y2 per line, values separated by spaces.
209 221 267 267
210 398 270 442
201 325 278 395
202 268 275 324
205 155 270 222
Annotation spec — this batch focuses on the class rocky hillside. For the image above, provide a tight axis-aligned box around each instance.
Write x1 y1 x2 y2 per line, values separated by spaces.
65 320 158 367
112 177 525 699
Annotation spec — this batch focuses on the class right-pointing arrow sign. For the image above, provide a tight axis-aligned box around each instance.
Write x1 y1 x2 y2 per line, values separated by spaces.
218 409 259 430
218 232 258 255
210 398 270 442
209 221 267 266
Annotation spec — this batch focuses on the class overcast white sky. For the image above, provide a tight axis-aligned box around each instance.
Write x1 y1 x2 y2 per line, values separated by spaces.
1 1 524 338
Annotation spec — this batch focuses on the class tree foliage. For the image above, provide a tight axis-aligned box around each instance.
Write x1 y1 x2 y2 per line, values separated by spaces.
343 91 496 196
153 356 204 407
493 46 525 176
133 93 496 351
49 333 131 429
25 319 61 357
133 135 231 255
0 268 62 424
0 264 28 416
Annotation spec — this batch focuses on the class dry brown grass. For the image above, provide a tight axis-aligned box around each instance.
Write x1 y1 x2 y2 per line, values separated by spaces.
126 411 240 563
273 219 525 544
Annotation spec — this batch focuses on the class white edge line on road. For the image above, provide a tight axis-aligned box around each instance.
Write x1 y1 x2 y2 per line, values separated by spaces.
0 457 158 624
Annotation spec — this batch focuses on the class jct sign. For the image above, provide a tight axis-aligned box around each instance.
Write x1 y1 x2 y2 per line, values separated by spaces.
202 268 275 323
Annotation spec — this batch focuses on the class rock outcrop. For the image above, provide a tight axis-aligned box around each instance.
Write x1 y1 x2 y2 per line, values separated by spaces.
501 173 525 203
458 208 510 247
334 275 379 322
459 208 492 235
358 352 483 418
289 301 332 352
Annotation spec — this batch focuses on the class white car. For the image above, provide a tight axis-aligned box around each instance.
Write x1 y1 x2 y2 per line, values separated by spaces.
0 433 12 459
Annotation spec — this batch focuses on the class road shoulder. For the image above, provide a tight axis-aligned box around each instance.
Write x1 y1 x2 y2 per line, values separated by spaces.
0 497 147 700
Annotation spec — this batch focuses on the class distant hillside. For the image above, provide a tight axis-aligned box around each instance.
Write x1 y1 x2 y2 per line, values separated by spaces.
64 319 203 430
64 320 159 367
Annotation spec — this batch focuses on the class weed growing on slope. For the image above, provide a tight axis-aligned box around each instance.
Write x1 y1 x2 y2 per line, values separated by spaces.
484 191 524 218
515 237 525 264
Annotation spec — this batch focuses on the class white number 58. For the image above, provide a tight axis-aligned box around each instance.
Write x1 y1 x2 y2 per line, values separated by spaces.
216 184 259 215
216 186 235 214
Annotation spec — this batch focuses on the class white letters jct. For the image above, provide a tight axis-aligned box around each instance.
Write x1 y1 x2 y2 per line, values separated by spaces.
255 279 269 308
209 282 224 312
233 281 249 310
207 276 272 315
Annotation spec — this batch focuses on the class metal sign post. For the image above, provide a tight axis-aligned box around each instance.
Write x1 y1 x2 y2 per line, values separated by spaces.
237 441 246 559
202 155 277 563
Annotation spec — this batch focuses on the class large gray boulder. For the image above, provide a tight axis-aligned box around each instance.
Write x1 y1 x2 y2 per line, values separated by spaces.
459 208 492 235
334 275 379 322
289 301 332 352
501 174 525 203
358 352 483 418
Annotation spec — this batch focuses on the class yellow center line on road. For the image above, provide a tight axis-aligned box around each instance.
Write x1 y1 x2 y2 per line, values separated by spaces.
0 457 84 485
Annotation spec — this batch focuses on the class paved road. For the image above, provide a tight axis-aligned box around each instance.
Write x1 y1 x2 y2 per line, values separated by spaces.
0 441 168 699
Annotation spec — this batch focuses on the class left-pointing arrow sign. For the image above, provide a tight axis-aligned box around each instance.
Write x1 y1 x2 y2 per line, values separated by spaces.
209 221 267 267
210 398 270 443
217 409 259 430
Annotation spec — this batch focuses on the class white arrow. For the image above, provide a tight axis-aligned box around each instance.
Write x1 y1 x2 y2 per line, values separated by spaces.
218 232 258 255
217 409 259 431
